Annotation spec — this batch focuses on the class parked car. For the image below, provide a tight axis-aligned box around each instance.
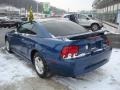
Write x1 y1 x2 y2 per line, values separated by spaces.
0 16 16 28
63 14 103 31
0 16 27 28
5 19 112 78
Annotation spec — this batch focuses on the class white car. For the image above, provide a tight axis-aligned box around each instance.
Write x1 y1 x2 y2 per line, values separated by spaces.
63 14 103 31
0 16 10 21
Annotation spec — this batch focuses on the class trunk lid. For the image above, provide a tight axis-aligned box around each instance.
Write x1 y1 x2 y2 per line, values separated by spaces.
58 30 107 58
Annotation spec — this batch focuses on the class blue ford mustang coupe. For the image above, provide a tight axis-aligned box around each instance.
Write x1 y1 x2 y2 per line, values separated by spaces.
5 19 112 78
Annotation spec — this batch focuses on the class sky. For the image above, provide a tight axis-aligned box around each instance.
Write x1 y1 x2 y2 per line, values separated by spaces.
35 0 95 12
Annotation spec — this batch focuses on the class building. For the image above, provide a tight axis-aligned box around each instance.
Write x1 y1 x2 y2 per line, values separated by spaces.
92 0 120 24
0 5 20 17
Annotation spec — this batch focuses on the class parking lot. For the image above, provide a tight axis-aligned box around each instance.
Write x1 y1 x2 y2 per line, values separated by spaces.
0 26 120 90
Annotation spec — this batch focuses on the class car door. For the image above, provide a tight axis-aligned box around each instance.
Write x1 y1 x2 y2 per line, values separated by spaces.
17 23 37 57
9 27 24 54
78 15 90 26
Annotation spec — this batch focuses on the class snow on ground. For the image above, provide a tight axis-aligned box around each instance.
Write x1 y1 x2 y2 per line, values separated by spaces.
0 47 36 85
0 47 120 90
0 47 68 90
53 48 120 90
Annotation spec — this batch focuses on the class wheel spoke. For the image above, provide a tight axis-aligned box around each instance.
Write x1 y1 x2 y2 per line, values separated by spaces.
6 41 10 51
35 56 44 74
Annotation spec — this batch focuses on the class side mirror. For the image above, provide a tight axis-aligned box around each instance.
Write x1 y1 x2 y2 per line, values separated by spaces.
12 30 15 32
86 18 90 20
16 22 22 30
10 30 16 33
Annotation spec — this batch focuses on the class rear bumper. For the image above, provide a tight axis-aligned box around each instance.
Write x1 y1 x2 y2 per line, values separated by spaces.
48 47 112 77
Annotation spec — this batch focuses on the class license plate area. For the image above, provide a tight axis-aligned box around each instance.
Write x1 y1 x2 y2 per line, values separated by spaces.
89 41 103 52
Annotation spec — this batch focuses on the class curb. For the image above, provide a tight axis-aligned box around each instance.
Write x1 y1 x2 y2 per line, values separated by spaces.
103 21 118 29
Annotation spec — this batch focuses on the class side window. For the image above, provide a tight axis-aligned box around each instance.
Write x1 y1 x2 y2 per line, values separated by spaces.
18 23 36 35
64 15 69 18
79 15 87 19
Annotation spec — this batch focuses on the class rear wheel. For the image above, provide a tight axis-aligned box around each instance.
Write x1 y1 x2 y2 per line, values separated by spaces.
33 52 52 78
91 23 100 31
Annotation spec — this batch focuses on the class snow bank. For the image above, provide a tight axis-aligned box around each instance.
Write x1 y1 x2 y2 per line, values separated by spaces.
53 49 120 90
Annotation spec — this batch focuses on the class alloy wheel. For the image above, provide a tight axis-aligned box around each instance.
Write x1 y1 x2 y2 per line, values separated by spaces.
6 41 10 51
34 56 44 75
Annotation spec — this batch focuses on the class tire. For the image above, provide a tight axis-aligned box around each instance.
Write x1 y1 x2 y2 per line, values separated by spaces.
8 25 11 28
4 26 7 28
33 52 52 78
5 40 12 53
91 23 100 31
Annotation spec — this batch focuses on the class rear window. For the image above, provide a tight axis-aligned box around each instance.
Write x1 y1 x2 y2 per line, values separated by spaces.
42 20 87 36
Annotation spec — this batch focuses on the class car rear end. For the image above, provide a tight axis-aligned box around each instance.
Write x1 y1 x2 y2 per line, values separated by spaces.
56 31 112 77
42 20 112 77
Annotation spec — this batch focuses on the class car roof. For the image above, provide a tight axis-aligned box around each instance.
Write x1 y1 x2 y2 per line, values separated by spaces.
63 14 88 16
35 18 70 23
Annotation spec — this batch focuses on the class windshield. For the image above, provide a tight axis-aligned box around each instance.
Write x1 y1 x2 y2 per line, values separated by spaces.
42 20 87 36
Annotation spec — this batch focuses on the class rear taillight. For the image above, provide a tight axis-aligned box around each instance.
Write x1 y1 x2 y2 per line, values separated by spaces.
102 35 110 46
105 39 110 45
60 45 79 59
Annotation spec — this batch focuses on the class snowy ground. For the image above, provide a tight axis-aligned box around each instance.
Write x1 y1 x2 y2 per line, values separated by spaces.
0 48 68 90
0 47 120 90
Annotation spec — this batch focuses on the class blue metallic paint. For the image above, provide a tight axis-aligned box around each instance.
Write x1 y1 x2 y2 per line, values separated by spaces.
5 21 112 77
